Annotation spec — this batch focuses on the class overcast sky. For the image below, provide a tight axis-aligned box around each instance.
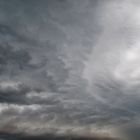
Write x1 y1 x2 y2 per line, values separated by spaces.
0 0 140 140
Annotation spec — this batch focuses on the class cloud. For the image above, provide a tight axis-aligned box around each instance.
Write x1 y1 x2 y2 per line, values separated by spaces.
0 0 140 140
0 81 29 104
0 132 120 140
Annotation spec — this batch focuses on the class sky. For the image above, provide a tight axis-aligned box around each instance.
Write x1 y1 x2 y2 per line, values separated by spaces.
0 0 140 140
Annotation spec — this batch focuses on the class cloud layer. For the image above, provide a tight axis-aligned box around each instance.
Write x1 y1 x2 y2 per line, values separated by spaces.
0 0 140 140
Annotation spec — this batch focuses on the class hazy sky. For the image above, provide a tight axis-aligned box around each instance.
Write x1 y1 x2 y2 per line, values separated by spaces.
0 0 140 140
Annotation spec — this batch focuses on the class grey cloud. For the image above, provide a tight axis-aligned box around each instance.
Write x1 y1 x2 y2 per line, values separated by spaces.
0 0 139 140
0 44 31 71
0 83 29 104
0 132 120 140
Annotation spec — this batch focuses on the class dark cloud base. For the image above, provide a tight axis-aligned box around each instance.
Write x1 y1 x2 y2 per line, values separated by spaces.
0 132 119 140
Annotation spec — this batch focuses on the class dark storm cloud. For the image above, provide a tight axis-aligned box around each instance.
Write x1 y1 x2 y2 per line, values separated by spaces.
0 0 140 140
0 42 31 72
0 132 120 140
0 82 29 104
